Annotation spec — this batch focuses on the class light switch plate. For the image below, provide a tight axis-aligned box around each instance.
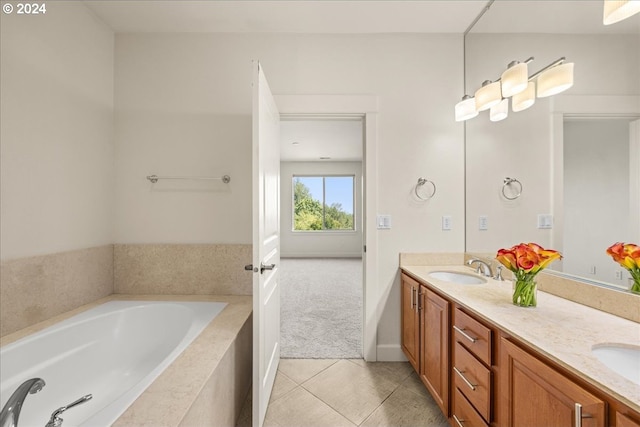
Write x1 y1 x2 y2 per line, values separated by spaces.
479 215 488 231
537 214 553 229
442 215 452 231
377 215 391 229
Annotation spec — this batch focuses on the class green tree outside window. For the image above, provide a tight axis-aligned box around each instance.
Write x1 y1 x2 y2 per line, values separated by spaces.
293 176 354 231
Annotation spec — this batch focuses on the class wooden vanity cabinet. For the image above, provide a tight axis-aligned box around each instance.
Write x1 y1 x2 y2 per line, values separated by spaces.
401 273 451 416
499 336 606 427
420 286 450 416
400 269 640 427
401 273 420 372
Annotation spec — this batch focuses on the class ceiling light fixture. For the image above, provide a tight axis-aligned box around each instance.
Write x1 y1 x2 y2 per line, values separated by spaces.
603 0 640 25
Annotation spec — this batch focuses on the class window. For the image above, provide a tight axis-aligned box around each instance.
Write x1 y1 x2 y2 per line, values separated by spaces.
293 175 355 231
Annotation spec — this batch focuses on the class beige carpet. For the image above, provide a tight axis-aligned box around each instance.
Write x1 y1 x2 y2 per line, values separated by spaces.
280 258 362 359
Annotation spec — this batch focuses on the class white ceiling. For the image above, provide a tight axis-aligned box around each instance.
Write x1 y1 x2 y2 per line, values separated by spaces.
280 120 363 162
84 1 640 35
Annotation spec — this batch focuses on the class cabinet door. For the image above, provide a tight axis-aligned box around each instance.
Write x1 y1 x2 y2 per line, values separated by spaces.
420 286 450 416
401 274 420 372
500 337 605 427
618 412 640 427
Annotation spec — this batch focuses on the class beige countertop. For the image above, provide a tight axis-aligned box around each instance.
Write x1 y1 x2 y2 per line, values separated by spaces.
401 265 640 412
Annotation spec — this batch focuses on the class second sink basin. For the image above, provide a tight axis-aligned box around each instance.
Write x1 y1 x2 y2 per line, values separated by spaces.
428 271 486 285
592 344 640 385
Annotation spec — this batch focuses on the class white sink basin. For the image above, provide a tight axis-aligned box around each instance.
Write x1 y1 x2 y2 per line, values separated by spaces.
592 344 640 385
428 271 486 285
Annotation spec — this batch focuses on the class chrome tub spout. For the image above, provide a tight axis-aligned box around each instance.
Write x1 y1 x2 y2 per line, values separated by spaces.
0 378 45 427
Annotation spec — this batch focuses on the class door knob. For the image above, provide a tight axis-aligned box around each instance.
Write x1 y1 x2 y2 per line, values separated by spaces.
244 264 258 272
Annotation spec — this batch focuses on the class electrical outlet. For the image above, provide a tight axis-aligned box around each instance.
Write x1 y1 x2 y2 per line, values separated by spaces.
615 271 623 280
589 265 596 275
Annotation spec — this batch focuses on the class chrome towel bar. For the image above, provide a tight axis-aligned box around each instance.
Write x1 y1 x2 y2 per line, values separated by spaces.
146 174 231 184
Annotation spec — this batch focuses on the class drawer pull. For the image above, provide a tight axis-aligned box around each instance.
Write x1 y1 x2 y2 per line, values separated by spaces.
453 414 465 427
454 366 477 391
453 325 478 343
410 286 415 309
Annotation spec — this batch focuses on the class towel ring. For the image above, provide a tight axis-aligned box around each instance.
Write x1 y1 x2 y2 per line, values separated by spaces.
502 177 522 200
415 178 436 201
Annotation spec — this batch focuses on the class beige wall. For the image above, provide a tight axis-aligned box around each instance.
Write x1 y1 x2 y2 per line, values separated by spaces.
0 2 115 260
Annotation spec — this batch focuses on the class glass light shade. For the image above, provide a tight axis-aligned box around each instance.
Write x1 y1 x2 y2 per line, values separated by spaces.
490 98 509 122
537 63 574 98
603 0 640 25
501 62 529 97
455 96 478 122
512 81 536 112
475 81 502 111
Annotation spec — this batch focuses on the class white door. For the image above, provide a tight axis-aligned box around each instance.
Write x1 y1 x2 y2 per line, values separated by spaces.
251 61 281 427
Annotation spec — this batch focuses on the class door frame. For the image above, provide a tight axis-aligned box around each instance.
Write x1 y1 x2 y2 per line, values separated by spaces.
275 94 379 361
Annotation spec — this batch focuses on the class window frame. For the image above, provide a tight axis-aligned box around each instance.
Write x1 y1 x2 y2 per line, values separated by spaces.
291 174 357 233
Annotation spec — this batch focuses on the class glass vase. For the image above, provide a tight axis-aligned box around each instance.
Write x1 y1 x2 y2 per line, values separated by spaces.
513 277 537 307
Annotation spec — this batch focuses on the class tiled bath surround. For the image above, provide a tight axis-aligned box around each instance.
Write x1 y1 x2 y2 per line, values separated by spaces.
0 245 113 336
114 244 253 295
0 244 253 337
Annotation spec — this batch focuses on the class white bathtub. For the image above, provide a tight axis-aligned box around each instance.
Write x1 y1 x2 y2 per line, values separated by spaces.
0 300 226 427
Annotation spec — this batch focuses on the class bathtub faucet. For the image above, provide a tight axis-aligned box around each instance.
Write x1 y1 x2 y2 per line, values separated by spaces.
0 377 46 427
45 394 92 427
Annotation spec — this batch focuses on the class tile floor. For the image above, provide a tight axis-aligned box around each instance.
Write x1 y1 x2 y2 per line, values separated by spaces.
236 359 449 427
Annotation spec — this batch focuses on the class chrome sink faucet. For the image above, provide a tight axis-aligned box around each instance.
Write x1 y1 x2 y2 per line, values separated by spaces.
0 378 45 427
467 259 493 277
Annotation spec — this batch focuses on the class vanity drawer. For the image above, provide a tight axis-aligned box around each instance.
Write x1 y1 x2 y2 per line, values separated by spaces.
452 387 488 427
453 341 491 422
454 307 492 365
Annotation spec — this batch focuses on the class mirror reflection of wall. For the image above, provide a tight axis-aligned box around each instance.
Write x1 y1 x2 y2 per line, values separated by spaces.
559 119 637 289
464 2 640 292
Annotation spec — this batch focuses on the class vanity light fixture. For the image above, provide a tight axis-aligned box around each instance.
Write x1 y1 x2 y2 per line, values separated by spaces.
500 59 531 98
456 56 573 122
490 98 509 122
455 95 479 121
603 0 640 25
512 81 536 112
535 59 574 98
475 80 502 111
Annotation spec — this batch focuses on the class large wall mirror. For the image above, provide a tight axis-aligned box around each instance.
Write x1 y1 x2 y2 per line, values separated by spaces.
464 1 640 292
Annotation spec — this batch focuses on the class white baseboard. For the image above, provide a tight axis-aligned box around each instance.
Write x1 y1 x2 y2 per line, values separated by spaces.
280 252 362 258
376 344 407 362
